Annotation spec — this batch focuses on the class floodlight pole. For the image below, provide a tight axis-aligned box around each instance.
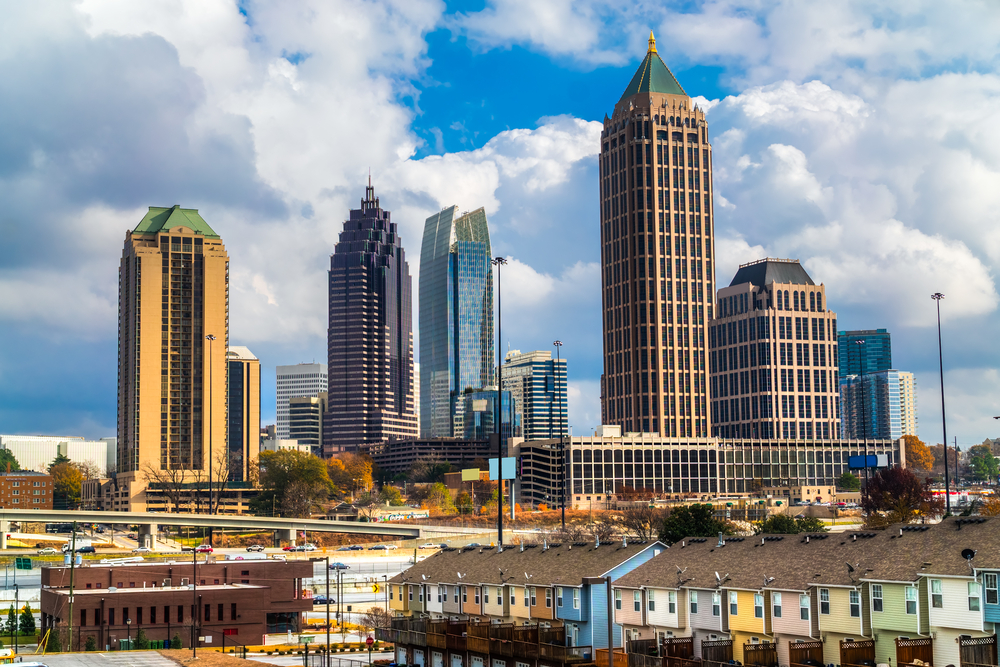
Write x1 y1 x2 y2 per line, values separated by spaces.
932 292 950 515
493 256 507 547
554 340 566 531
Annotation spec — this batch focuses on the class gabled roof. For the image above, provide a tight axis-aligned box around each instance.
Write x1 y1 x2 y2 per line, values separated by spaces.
391 540 665 588
729 258 815 288
133 205 219 239
619 33 686 102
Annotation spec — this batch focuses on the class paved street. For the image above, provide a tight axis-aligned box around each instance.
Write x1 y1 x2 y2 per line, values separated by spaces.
39 651 177 666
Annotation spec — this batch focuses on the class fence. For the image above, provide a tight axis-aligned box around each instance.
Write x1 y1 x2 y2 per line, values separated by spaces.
789 640 824 667
839 638 875 667
896 637 934 667
743 642 778 667
596 648 629 667
305 655 374 667
960 635 998 667
701 639 733 664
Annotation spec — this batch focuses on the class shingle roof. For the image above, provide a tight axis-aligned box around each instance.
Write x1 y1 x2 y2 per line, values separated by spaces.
613 519 1000 593
133 205 220 239
391 541 666 588
729 259 815 288
619 33 686 102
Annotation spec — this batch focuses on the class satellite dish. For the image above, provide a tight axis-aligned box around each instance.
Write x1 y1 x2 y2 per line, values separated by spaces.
962 548 977 560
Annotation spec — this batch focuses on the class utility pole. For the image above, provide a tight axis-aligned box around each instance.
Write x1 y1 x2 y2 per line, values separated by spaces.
192 544 198 657
68 521 77 652
325 557 331 661
205 333 216 518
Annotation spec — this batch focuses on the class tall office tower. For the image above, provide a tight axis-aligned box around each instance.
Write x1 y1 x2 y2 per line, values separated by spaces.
459 390 517 440
275 363 327 439
325 181 419 453
289 393 327 455
599 34 715 437
419 206 494 438
840 369 917 440
710 259 841 440
501 350 567 441
837 329 891 378
226 346 260 482
116 206 229 510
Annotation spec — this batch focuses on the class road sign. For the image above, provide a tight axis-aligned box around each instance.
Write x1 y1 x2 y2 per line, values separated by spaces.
14 558 30 571
367 636 374 646
372 584 380 593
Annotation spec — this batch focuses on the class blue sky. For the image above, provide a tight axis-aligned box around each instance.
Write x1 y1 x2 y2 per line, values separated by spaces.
1 0 1000 448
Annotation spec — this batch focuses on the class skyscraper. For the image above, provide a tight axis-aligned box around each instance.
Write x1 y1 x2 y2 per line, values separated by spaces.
227 346 260 482
324 181 418 453
837 329 891 378
419 206 494 438
289 393 327 455
600 33 715 437
501 350 567 441
710 259 841 440
116 206 229 510
840 369 917 440
275 363 327 439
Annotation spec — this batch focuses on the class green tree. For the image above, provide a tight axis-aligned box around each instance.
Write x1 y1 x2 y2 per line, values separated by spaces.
47 627 61 653
0 450 20 473
85 635 97 651
455 491 473 514
172 634 183 649
249 450 333 516
415 482 456 514
134 628 150 650
795 516 828 532
379 485 405 506
969 444 999 482
755 514 799 534
658 504 731 545
837 471 861 491
19 604 34 635
48 453 71 471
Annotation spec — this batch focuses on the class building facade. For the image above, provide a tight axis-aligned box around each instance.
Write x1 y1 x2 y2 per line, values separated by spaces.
288 393 326 455
116 206 229 510
600 34 715 438
837 329 892 378
275 363 327 440
840 370 918 440
360 438 493 475
711 259 840 441
459 390 517 440
325 181 419 453
501 350 567 441
0 471 53 509
0 435 116 475
419 206 494 438
226 346 260 482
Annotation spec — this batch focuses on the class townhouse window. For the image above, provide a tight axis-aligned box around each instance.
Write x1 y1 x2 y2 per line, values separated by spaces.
729 591 738 616
615 590 623 610
668 591 676 614
648 590 656 612
531 587 537 607
754 594 763 618
969 582 981 611
849 590 861 617
462 586 468 603
985 574 998 605
389 587 394 600
437 587 443 603
511 588 517 606
546 589 552 608
772 592 782 618
712 592 720 617
454 586 459 603
573 589 580 610
820 589 830 615
634 591 642 612
498 587 503 605
475 588 481 605
690 593 698 615
420 588 425 602
557 587 563 607
409 587 413 602
524 588 530 607
872 585 883 612
799 595 810 621
484 588 489 604
905 587 917 615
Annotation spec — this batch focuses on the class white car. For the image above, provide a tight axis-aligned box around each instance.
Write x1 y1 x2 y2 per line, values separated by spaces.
132 547 152 554
419 543 439 549
300 544 318 551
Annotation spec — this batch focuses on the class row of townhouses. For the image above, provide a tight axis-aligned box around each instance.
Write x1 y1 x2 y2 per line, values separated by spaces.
380 518 1000 667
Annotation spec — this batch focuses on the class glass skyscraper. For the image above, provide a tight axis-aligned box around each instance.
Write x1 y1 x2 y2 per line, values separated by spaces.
419 206 494 438
839 369 917 440
500 350 567 441
837 328 891 378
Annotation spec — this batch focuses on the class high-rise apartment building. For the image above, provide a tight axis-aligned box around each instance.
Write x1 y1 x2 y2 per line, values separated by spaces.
710 259 841 440
837 329 891 378
419 206 494 438
289 393 327 455
324 181 418 453
840 369 917 440
500 350 567 441
275 363 327 439
600 34 715 437
116 206 229 510
226 346 260 482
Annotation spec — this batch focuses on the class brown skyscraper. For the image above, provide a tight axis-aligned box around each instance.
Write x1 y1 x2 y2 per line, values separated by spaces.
116 206 229 510
600 34 715 437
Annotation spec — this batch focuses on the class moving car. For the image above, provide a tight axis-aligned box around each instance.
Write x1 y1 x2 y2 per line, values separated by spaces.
194 544 214 553
368 544 398 551
36 547 59 555
336 546 353 552
127 533 137 540
246 544 265 552
132 546 152 554
313 595 328 605
419 543 439 549
300 544 318 551
329 562 349 570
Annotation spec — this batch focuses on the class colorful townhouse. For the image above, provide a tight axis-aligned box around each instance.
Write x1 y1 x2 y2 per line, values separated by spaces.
380 539 667 667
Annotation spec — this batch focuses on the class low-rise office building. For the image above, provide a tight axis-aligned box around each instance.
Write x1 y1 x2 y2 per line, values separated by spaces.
361 438 494 475
0 471 53 509
40 557 312 650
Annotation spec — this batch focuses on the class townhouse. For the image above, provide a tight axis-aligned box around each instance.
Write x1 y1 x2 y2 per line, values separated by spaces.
612 518 1000 667
380 539 667 667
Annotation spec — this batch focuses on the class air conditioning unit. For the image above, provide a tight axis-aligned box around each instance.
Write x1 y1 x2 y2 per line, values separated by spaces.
180 578 189 586
163 578 172 587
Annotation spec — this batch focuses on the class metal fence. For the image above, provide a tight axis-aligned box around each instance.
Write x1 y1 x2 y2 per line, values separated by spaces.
304 654 375 667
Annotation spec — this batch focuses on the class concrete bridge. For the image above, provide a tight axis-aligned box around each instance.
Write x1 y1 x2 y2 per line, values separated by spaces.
0 509 488 549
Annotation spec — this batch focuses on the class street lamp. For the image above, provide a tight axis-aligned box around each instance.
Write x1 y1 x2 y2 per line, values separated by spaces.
492 256 507 547
932 292 951 515
205 334 217 517
126 617 132 651
553 340 566 531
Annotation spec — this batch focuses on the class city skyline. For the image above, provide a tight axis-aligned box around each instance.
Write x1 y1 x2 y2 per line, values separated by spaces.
1 3 999 448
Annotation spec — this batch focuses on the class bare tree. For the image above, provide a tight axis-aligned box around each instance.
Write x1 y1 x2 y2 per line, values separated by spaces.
141 462 188 513
75 460 103 481
355 492 380 520
281 479 327 518
620 506 669 541
593 514 620 542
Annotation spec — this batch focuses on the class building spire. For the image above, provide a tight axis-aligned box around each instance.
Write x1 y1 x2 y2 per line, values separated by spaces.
363 171 377 210
648 31 657 54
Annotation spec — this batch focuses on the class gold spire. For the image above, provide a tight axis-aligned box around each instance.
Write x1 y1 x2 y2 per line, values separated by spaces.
648 31 657 54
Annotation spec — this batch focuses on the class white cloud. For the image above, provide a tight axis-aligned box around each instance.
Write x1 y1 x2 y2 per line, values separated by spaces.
568 379 603 435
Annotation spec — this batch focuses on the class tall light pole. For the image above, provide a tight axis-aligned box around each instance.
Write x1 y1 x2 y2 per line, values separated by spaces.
553 340 566 531
932 292 951 515
854 339 868 485
492 256 507 547
205 334 217 517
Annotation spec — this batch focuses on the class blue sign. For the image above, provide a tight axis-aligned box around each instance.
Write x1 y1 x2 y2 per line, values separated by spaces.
848 454 889 469
488 457 516 480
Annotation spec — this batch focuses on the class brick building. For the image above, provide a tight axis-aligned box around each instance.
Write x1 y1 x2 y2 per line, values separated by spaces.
0 471 53 509
40 558 313 650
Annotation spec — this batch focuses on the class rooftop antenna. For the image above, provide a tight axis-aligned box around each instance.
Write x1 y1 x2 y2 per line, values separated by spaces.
962 548 977 573
457 572 466 580
622 535 627 547
543 539 548 551
595 535 600 548
717 532 726 547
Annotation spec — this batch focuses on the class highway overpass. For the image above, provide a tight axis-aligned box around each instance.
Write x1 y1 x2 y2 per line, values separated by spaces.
0 509 488 549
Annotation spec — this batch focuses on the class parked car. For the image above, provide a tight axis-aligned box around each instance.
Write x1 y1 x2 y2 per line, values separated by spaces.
36 547 59 555
329 562 350 570
246 544 265 552
132 546 152 554
194 544 213 553
466 543 482 548
313 595 328 605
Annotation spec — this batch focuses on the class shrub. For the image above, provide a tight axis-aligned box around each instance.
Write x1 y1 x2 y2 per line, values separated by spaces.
135 629 150 650
171 634 182 649
85 635 97 651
